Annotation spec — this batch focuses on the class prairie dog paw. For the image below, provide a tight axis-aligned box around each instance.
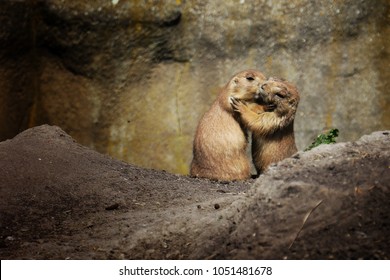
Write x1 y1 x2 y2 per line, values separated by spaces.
230 97 246 112
229 96 237 105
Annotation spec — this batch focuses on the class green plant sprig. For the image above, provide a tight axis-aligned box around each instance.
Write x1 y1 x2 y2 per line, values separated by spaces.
305 128 339 151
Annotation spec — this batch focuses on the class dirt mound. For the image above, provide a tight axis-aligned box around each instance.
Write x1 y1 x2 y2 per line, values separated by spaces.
0 125 389 259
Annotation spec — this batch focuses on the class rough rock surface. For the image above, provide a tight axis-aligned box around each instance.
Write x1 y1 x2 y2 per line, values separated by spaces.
0 125 388 259
0 0 389 174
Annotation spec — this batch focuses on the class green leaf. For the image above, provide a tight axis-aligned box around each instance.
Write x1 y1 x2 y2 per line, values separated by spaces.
305 128 339 151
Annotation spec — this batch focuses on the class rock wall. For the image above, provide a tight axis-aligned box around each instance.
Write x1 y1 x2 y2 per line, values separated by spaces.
0 0 389 174
0 1 36 140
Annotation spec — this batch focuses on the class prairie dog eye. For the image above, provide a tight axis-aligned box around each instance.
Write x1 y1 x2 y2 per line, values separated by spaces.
246 76 255 81
275 92 286 98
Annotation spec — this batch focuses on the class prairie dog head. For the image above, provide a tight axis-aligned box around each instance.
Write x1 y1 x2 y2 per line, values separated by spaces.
259 77 300 117
226 70 267 102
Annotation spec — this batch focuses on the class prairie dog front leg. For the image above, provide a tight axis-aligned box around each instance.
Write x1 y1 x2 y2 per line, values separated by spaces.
230 97 264 124
230 97 278 135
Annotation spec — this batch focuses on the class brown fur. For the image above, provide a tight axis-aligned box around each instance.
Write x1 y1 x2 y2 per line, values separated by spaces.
231 77 300 174
190 70 266 181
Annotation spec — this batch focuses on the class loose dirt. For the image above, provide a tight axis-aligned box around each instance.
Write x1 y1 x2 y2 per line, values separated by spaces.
0 125 389 259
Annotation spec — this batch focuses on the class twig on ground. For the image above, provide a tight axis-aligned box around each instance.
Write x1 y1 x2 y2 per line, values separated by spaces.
289 199 324 249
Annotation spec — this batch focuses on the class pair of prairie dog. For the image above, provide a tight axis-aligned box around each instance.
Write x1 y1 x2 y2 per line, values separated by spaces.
190 69 300 181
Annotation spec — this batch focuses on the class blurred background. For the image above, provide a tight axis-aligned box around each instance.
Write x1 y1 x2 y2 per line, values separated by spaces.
0 0 389 174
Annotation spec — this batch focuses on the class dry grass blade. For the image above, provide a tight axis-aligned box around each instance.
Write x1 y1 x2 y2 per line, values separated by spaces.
289 199 324 249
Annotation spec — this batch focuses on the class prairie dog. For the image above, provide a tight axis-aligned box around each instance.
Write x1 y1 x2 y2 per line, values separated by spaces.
231 77 300 174
190 70 267 181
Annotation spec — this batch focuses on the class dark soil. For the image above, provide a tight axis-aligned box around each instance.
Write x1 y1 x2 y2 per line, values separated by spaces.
0 125 389 259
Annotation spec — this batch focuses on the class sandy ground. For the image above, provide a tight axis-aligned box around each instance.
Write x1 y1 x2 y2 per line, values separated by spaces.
0 125 389 259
